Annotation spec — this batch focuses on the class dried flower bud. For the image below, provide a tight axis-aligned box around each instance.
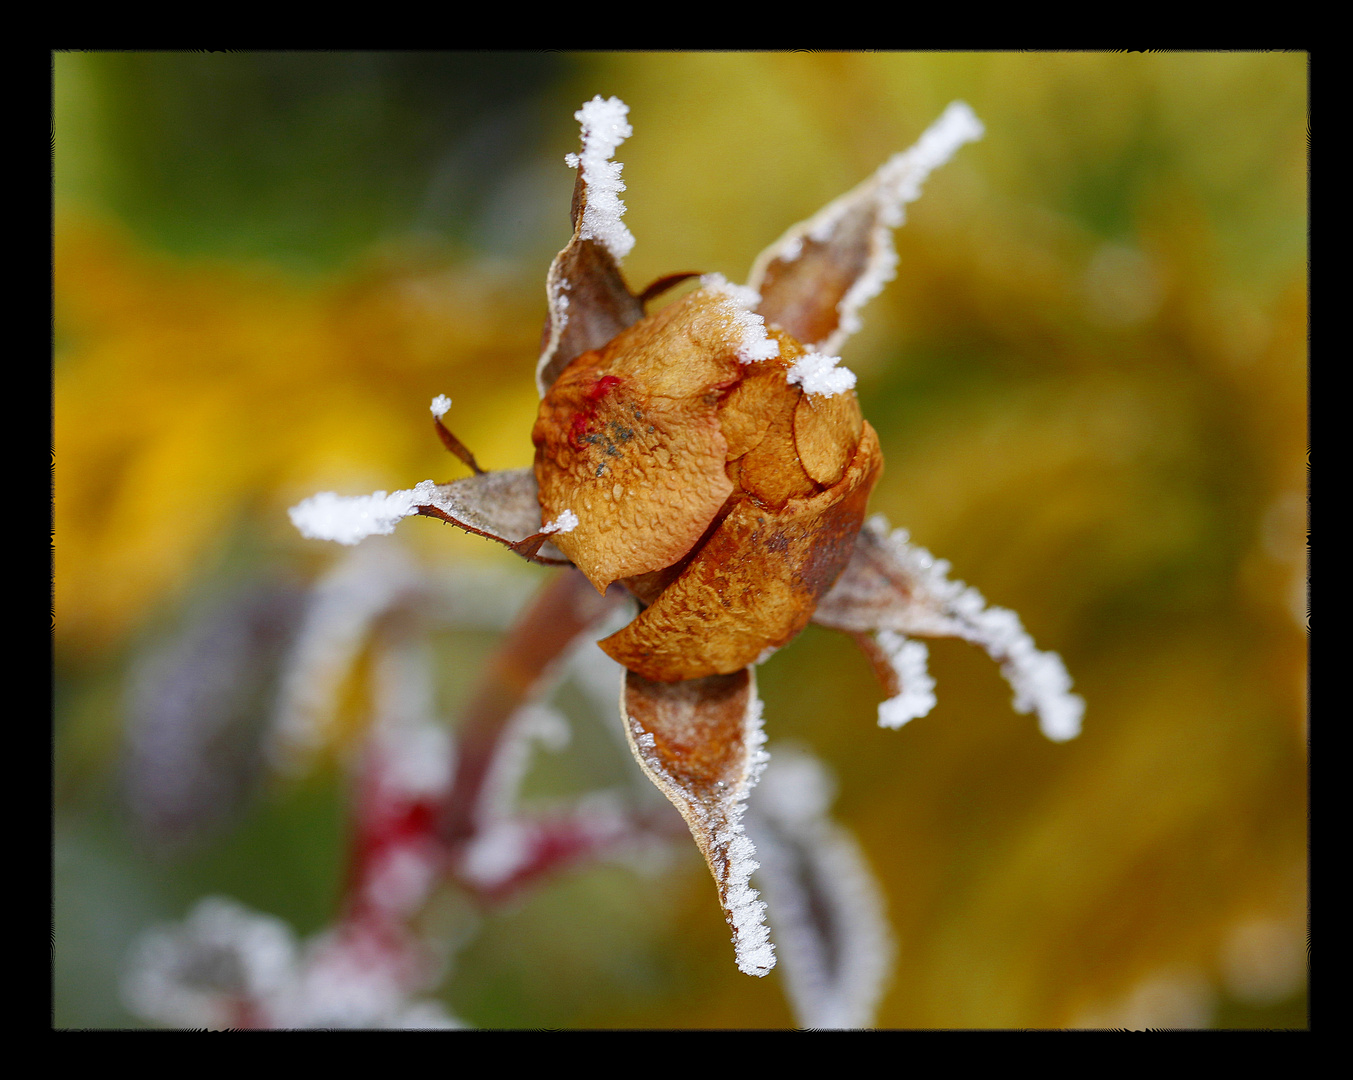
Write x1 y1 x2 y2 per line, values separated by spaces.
533 284 882 682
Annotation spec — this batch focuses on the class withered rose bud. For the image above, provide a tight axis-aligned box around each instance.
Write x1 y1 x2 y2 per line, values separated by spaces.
533 283 882 683
287 99 1082 988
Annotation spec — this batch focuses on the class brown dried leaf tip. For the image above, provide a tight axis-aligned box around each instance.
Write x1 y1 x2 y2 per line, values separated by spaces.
291 97 1086 981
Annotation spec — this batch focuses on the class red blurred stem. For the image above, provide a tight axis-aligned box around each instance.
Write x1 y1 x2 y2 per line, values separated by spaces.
466 803 690 905
440 568 627 848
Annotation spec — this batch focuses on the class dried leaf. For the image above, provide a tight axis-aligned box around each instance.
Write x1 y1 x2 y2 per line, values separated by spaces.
621 668 774 976
749 202 875 352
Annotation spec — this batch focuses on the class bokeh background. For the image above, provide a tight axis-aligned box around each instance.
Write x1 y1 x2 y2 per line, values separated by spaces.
54 51 1307 1028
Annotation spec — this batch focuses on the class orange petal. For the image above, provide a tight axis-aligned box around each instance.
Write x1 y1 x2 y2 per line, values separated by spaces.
533 360 732 592
534 288 774 592
793 388 864 488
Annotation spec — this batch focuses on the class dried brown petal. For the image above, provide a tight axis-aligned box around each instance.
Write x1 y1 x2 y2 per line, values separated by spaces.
534 290 768 592
622 667 774 976
732 366 819 509
793 389 864 489
715 359 785 462
599 423 882 681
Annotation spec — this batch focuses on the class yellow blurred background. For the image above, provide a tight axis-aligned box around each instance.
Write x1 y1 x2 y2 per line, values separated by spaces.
54 52 1307 1028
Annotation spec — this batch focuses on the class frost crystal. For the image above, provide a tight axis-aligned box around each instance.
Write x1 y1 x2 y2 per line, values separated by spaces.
754 100 984 356
717 694 775 976
622 677 776 977
122 897 298 1028
786 351 858 398
541 508 579 534
874 631 937 728
565 95 636 261
270 541 426 768
701 272 781 364
830 101 983 345
459 818 533 890
870 101 985 229
288 482 437 546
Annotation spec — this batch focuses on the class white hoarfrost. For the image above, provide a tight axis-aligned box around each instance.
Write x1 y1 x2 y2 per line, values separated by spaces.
623 677 776 977
863 517 1084 742
270 541 426 769
565 95 636 261
874 631 937 729
289 481 439 546
822 101 985 348
719 692 776 977
271 542 534 771
541 508 579 534
122 897 299 1028
748 751 893 1029
292 478 548 549
701 272 781 364
121 897 460 1029
869 101 985 230
786 351 858 398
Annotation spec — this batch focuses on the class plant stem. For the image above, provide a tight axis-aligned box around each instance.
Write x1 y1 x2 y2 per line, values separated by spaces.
440 567 626 848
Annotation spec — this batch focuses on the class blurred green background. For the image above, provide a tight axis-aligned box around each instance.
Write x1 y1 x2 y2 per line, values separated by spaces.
54 51 1307 1028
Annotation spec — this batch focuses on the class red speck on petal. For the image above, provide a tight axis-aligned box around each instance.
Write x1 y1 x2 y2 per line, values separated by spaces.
569 375 625 449
585 374 624 404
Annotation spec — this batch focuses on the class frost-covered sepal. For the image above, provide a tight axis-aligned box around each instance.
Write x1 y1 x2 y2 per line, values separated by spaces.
621 668 775 976
815 516 1084 741
537 96 646 397
289 469 572 565
747 750 893 1028
747 101 983 356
